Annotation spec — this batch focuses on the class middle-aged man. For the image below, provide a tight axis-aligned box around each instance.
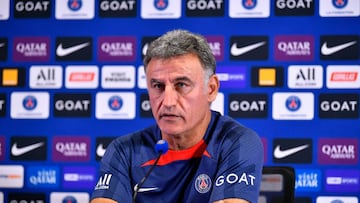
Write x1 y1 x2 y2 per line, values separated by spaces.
91 29 264 203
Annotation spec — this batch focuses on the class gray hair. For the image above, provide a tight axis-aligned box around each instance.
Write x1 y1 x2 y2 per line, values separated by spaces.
143 29 216 79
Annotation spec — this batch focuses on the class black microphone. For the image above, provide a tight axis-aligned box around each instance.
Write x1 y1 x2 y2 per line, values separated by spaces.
132 139 169 203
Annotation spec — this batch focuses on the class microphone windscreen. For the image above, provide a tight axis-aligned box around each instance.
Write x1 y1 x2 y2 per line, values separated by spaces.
155 139 168 154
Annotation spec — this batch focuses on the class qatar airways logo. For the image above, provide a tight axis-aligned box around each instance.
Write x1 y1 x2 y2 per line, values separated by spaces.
13 37 50 61
98 36 136 61
275 35 314 61
318 138 358 164
52 136 90 162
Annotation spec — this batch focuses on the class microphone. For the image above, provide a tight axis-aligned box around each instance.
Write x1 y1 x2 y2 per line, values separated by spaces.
132 139 169 203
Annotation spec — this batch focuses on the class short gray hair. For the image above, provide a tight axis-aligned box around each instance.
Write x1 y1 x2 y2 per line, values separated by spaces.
143 29 216 78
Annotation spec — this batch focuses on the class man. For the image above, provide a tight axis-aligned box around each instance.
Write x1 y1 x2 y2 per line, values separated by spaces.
91 29 263 203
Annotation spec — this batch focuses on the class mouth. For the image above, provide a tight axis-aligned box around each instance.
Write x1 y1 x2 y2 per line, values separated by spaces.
159 113 180 120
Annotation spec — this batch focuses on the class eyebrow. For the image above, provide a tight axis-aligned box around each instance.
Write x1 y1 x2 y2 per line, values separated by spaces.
150 76 193 84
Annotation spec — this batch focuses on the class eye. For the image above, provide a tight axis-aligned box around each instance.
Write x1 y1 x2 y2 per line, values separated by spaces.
175 82 192 94
176 82 187 88
152 83 164 90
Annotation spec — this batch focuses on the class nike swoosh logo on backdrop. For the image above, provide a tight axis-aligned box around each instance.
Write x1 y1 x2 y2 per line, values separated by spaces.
11 142 44 156
231 41 266 56
96 144 106 157
56 42 90 57
321 41 357 55
142 43 149 56
273 144 309 159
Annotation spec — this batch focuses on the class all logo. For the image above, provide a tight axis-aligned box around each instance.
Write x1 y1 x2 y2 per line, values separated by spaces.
273 138 312 163
186 0 224 17
0 38 8 61
56 37 93 61
228 94 268 118
29 65 63 89
320 35 359 60
10 136 47 161
274 0 314 16
53 93 92 117
14 0 51 18
95 92 136 119
287 65 323 89
230 36 269 60
52 136 91 162
99 0 137 17
272 92 314 120
96 137 115 161
141 0 181 19
319 93 359 119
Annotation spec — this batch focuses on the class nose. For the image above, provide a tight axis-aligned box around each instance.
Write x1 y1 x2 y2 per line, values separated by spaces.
162 85 177 108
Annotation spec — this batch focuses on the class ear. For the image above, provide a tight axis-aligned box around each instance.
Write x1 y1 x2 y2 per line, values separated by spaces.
207 74 220 102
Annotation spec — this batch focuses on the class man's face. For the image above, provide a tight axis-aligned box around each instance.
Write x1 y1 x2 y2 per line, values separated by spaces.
146 53 218 137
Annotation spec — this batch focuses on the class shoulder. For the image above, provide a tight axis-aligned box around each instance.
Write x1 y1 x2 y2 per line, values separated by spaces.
105 125 159 155
213 112 259 141
208 111 263 155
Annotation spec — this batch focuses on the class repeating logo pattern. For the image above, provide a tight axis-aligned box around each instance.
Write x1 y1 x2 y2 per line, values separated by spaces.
0 1 359 202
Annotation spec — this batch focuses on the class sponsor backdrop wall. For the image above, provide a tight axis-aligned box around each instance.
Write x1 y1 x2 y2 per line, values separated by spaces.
0 0 359 203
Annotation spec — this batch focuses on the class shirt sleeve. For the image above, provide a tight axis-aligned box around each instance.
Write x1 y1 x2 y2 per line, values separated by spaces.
210 127 264 203
91 138 133 203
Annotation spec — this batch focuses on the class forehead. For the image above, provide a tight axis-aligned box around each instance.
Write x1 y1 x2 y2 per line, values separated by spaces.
146 54 204 79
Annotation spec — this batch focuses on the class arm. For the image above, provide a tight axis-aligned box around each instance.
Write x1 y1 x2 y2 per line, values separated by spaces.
91 198 117 203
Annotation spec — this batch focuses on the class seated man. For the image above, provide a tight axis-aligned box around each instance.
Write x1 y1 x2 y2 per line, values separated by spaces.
91 29 264 203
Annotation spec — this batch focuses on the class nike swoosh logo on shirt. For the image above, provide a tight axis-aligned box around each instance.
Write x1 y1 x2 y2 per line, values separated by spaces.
321 41 357 55
11 142 44 156
273 144 309 159
96 144 106 157
230 41 266 56
56 42 90 57
134 184 159 193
